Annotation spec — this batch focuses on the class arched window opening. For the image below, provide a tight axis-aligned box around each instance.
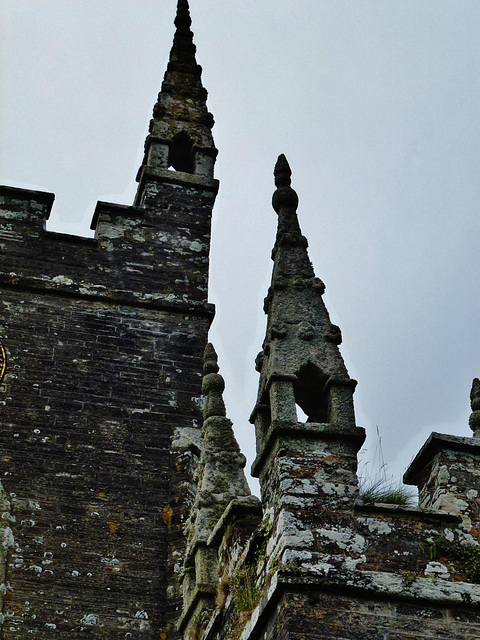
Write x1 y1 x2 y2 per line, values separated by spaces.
293 363 329 423
168 131 194 173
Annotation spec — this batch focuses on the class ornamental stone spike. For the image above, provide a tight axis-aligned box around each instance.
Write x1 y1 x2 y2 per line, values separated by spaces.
170 0 197 68
272 154 302 243
469 377 480 437
202 342 226 419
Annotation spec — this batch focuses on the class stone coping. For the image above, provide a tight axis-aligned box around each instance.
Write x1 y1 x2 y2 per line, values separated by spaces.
207 496 262 548
0 184 55 206
135 165 219 202
403 431 480 486
233 564 480 640
354 500 462 523
90 200 145 230
251 419 366 477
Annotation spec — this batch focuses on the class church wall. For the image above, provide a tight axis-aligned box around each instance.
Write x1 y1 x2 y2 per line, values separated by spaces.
0 183 214 636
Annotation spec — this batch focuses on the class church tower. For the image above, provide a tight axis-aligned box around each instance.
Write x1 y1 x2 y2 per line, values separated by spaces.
2 3 480 640
0 1 216 636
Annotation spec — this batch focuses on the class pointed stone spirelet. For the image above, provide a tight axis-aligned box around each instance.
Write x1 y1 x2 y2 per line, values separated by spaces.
469 378 480 437
250 155 364 477
180 343 261 633
272 154 302 241
186 343 251 549
134 0 217 202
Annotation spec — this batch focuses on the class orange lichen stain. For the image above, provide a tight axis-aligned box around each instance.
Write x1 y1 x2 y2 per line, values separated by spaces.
319 455 338 464
162 505 173 527
107 521 118 534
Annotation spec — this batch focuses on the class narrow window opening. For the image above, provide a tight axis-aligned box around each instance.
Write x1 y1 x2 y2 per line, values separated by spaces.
293 363 329 423
168 131 194 173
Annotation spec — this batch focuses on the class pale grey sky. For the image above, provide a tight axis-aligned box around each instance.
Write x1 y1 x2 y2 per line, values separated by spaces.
2 1 480 491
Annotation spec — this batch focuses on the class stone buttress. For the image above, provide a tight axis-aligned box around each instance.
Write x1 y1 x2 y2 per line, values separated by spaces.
0 1 217 636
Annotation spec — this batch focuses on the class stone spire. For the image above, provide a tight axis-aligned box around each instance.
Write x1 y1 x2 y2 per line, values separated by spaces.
250 155 360 475
135 0 217 204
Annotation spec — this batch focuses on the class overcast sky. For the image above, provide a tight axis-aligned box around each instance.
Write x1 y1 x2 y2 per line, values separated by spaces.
1 1 480 494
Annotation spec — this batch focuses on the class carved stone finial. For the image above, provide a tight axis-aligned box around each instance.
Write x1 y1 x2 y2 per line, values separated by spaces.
203 342 219 375
202 343 226 419
471 378 480 412
469 378 480 437
272 154 299 214
274 154 292 188
170 0 197 67
175 0 192 29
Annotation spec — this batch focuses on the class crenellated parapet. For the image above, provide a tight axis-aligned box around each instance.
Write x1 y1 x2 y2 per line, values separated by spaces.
0 190 215 317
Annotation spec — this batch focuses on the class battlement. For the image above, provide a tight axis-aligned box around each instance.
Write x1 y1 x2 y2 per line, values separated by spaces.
0 184 56 225
0 184 215 317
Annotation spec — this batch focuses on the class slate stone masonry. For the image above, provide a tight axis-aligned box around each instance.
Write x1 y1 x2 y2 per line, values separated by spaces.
0 175 216 637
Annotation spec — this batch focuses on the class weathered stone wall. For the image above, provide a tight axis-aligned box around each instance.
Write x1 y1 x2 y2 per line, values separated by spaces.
0 179 216 637
202 485 480 640
262 590 480 640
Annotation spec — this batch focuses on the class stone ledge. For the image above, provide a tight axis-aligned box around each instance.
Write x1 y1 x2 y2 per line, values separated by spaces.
136 165 219 201
236 563 480 640
177 581 217 633
0 275 216 318
251 419 366 477
207 496 263 548
354 500 462 524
